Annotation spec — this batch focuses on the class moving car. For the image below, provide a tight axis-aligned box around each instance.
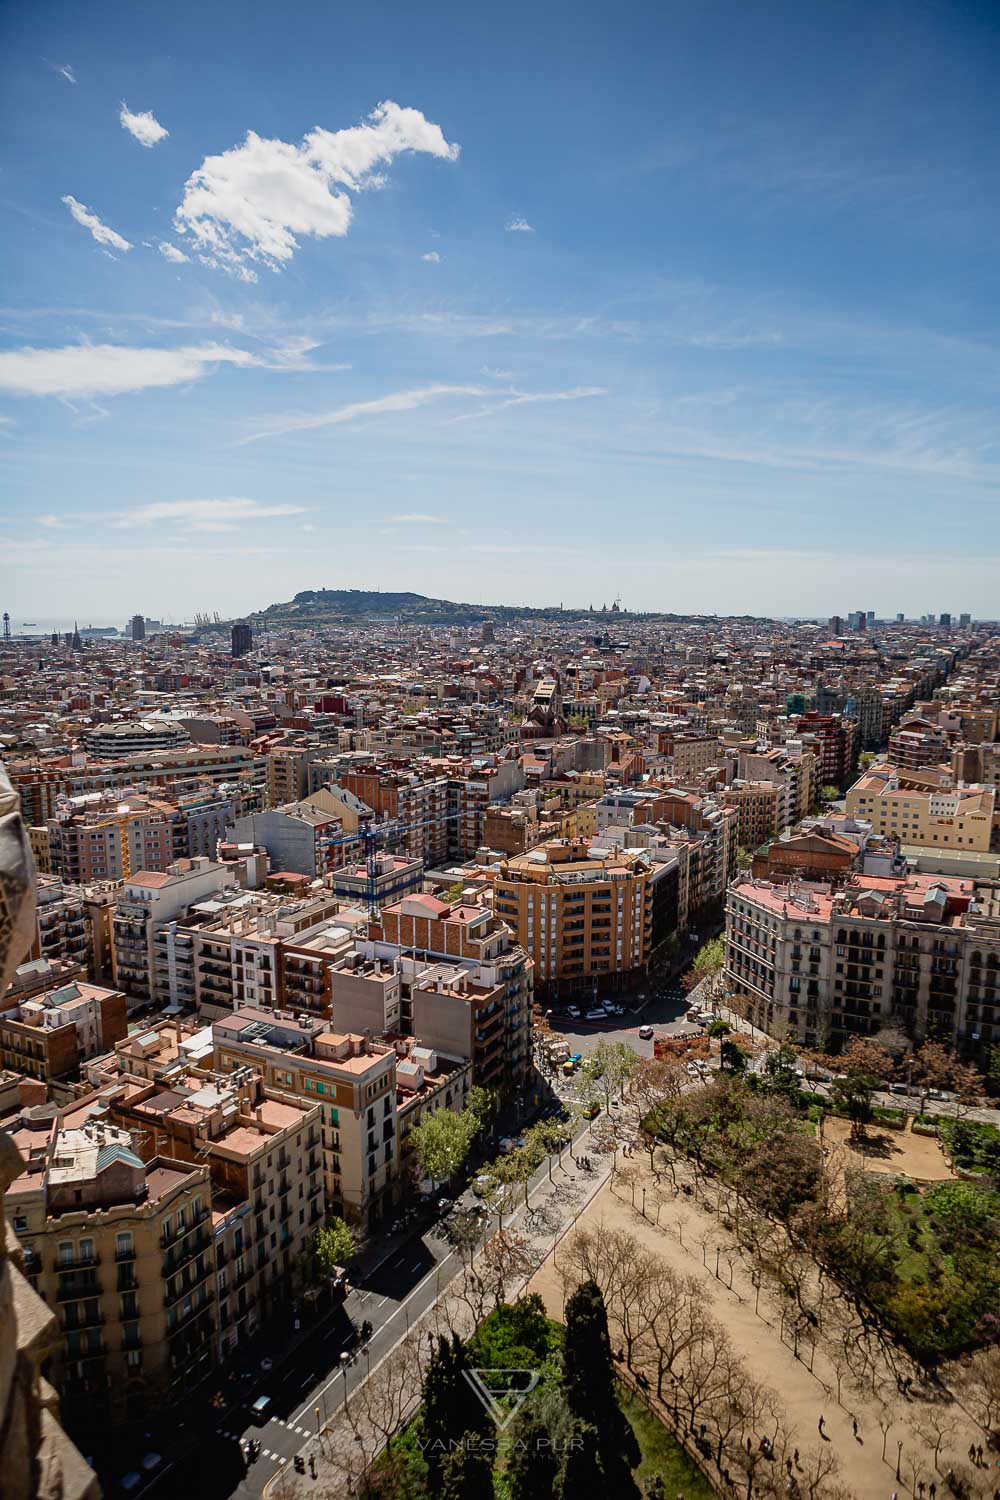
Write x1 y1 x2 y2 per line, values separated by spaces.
638 1024 654 1040
250 1395 273 1424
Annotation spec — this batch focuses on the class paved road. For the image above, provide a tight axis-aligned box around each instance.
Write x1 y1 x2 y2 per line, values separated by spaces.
542 980 696 1058
133 1107 608 1500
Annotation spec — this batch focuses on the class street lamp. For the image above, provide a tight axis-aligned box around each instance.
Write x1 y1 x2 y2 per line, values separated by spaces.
340 1351 350 1410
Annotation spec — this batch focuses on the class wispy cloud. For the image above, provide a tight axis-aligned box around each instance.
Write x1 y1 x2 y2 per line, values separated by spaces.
450 385 606 423
389 513 445 524
62 196 131 253
52 62 76 84
0 342 259 398
159 242 189 264
38 515 65 529
108 497 308 533
506 216 534 232
120 103 169 148
238 383 487 445
421 251 441 263
174 100 459 279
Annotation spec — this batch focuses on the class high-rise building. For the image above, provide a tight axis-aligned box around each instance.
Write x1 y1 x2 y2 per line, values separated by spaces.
231 620 252 658
940 613 952 628
130 614 146 641
960 613 972 628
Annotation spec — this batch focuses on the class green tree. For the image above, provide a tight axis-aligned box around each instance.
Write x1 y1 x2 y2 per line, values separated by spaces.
468 1086 500 1140
820 783 840 803
761 1043 800 1097
563 1280 639 1497
421 1335 490 1486
706 1018 731 1038
736 847 753 871
312 1217 355 1275
719 1038 748 1074
411 1106 477 1186
681 935 725 994
830 1069 876 1140
508 1403 558 1500
587 1040 638 1107
439 1437 494 1500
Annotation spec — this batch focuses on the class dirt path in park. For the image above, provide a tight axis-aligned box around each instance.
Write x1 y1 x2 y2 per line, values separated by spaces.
525 1154 983 1500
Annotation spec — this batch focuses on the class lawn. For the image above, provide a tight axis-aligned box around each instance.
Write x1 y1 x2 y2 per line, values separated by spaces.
618 1386 718 1499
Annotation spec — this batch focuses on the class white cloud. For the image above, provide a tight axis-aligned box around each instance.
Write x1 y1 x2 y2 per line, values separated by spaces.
158 242 189 264
421 251 441 263
480 365 513 379
0 342 259 398
450 385 606 422
55 63 76 84
174 100 459 278
239 382 486 444
37 515 66 529
390 513 445 524
505 216 534 232
120 103 169 148
62 196 132 253
109 497 308 533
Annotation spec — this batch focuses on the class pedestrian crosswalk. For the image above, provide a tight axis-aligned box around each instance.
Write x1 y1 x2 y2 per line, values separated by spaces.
218 1418 313 1442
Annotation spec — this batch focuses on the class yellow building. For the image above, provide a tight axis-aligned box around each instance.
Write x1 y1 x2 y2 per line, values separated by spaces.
846 766 994 852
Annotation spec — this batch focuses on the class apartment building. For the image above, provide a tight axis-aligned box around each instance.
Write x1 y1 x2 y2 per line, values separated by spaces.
724 871 1000 1055
0 980 127 1082
651 789 740 916
656 731 721 781
735 744 819 830
31 877 90 974
338 767 450 867
329 852 424 907
100 1068 322 1354
492 839 654 998
212 1011 397 1227
228 800 345 879
112 857 236 1009
5 1117 216 1427
362 892 533 1090
887 717 953 771
80 719 191 758
720 779 780 852
790 712 858 789
846 766 994 852
265 744 319 807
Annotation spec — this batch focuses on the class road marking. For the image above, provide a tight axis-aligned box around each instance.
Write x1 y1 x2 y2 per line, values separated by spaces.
376 1295 388 1308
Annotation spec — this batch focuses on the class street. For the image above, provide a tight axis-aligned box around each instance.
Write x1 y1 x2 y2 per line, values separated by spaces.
125 1102 612 1500
542 978 696 1058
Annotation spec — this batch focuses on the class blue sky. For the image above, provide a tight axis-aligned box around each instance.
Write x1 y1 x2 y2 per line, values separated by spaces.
2 0 999 623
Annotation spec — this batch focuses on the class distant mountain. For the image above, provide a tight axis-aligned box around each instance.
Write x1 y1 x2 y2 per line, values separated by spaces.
245 588 633 628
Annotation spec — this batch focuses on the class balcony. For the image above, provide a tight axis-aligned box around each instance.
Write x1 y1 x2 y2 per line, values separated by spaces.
54 1250 100 1272
56 1278 101 1303
162 1229 212 1279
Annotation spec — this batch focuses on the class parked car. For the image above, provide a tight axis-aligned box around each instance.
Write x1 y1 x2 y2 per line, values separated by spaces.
638 1024 654 1040
585 1007 607 1021
566 1005 581 1019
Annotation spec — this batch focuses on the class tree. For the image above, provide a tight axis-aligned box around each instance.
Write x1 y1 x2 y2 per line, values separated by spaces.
411 1106 477 1187
830 1068 877 1140
820 784 840 803
439 1438 494 1500
421 1334 491 1487
587 1040 638 1107
563 1279 640 1495
761 1043 800 1097
736 847 753 871
720 1038 748 1074
468 1086 500 1140
681 936 725 995
507 1403 559 1500
312 1217 356 1275
707 1017 731 1038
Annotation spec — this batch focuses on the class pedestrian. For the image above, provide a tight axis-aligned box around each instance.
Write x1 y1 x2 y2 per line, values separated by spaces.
793 1448 800 1467
929 1485 936 1499
852 1417 858 1438
971 1445 978 1463
818 1415 825 1435
978 1446 985 1465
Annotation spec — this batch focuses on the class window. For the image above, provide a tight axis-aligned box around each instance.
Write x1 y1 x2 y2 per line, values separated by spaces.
116 1232 133 1260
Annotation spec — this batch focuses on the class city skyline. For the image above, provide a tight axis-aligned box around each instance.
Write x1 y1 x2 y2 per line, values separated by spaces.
3 0 1000 617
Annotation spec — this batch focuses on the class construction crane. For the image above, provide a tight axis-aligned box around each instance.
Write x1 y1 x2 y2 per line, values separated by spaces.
320 807 469 914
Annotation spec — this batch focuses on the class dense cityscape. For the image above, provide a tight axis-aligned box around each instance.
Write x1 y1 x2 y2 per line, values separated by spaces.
4 0 1000 1497
2 603 1000 1500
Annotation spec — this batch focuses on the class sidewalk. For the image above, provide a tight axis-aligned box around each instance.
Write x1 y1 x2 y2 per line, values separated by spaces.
262 1135 618 1498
